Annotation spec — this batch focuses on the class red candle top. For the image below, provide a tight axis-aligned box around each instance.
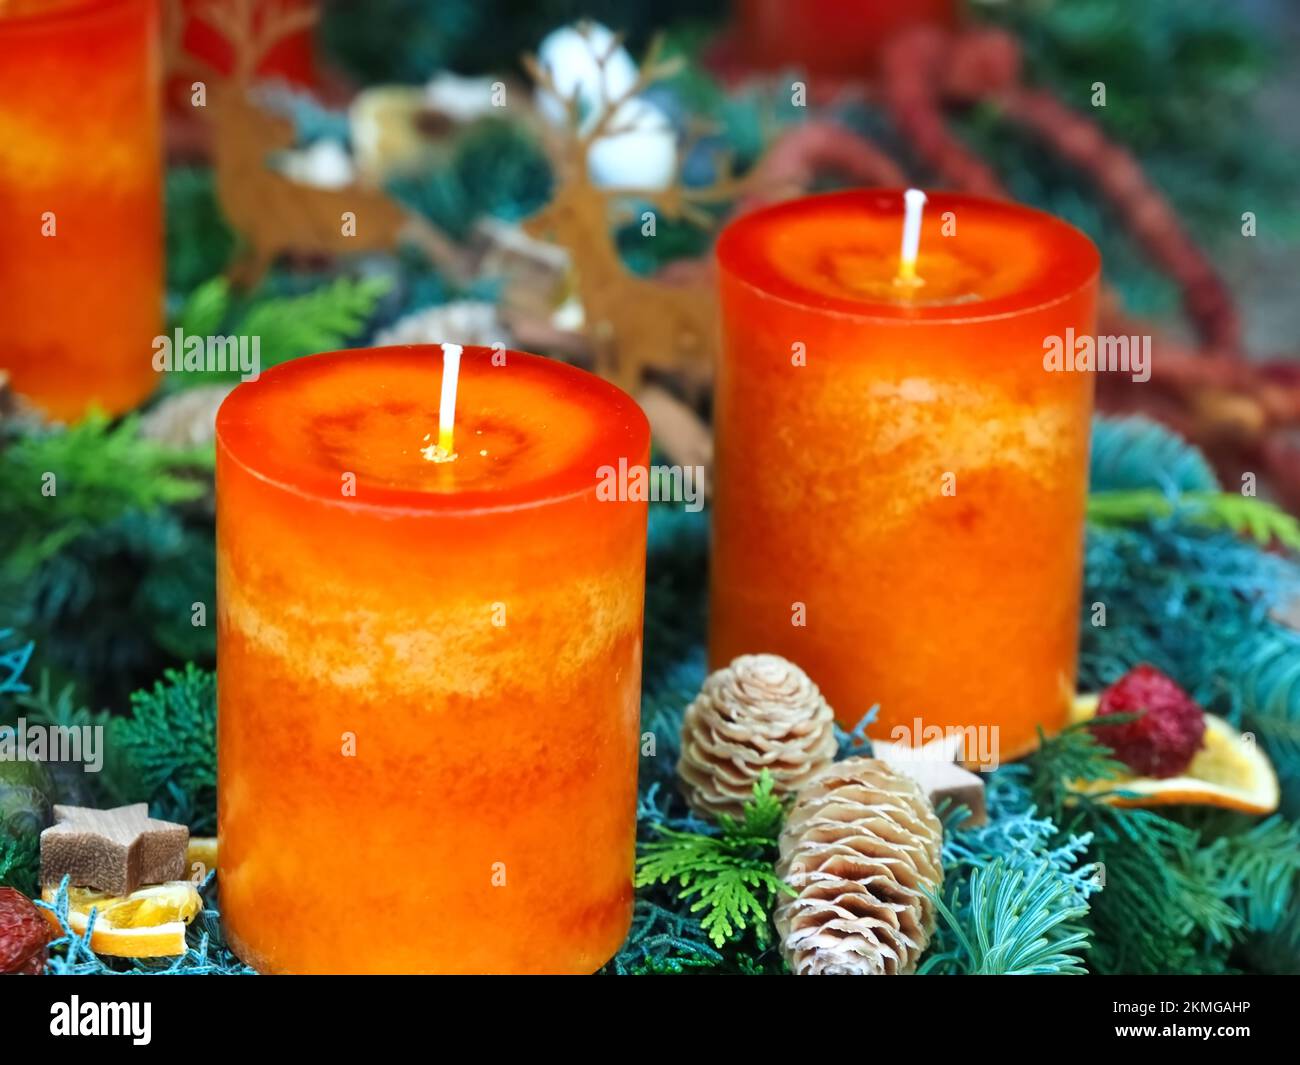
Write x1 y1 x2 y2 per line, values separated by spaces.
216 346 649 513
717 189 1100 320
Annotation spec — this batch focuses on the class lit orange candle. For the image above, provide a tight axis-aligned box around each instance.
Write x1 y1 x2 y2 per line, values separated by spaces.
216 345 650 973
0 0 163 421
711 189 1100 761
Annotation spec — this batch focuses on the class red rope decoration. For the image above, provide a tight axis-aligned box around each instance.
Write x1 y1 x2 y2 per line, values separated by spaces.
879 27 1004 198
879 26 1242 355
737 120 907 214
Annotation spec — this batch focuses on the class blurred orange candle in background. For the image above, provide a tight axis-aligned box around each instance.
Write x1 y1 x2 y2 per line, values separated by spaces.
168 0 318 110
216 346 649 973
710 190 1100 761
0 0 162 421
735 0 957 75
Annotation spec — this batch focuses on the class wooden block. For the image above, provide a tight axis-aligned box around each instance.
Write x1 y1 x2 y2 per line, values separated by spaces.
40 804 188 896
870 738 988 827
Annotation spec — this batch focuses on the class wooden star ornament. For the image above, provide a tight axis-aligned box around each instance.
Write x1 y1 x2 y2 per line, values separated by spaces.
870 735 988 828
40 804 189 896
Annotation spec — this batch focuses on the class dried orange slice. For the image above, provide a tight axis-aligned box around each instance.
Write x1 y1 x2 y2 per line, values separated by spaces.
40 881 201 958
186 836 218 880
1068 693 1279 814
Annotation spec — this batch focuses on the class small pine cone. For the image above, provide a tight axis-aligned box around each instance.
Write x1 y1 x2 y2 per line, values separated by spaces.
677 654 836 820
776 757 943 975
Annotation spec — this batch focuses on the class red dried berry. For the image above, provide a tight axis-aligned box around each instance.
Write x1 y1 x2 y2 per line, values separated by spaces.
0 886 51 975
1090 664 1206 778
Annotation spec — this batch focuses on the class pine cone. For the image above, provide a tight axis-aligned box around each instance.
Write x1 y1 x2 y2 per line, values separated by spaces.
677 654 836 820
776 757 943 975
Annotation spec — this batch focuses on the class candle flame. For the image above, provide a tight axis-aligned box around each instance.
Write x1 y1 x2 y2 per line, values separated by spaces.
424 343 462 463
896 188 927 288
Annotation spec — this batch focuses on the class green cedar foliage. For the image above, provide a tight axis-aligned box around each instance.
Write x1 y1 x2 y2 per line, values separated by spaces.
1022 723 1300 975
635 772 792 951
115 666 218 835
0 418 211 704
0 833 40 895
1088 490 1300 552
168 274 394 390
4 665 217 835
166 167 237 296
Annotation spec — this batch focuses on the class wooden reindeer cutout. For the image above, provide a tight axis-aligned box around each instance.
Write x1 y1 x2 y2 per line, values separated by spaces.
523 31 747 395
171 0 462 287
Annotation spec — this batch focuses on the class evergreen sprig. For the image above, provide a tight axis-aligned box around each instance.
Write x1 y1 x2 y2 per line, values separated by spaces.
166 167 236 295
1084 803 1241 974
8 664 218 834
1020 723 1300 974
0 418 213 703
1088 489 1300 552
1198 816 1300 937
0 415 206 576
0 832 40 894
925 769 1098 975
116 665 217 834
602 898 723 975
635 772 792 949
925 860 1091 975
1027 720 1127 823
1089 415 1219 494
169 274 393 389
10 673 130 802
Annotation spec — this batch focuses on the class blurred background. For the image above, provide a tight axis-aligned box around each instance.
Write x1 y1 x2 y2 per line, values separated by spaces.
161 0 1300 490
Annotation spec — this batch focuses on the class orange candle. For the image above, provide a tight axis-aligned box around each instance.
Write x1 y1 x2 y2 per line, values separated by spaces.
0 0 163 421
711 190 1099 761
215 345 649 973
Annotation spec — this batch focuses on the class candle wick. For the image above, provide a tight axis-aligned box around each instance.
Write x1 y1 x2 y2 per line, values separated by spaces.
896 188 927 289
425 343 462 463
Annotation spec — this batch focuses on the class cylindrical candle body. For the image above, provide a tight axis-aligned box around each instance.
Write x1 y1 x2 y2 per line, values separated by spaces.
216 347 649 973
711 190 1099 761
0 0 162 421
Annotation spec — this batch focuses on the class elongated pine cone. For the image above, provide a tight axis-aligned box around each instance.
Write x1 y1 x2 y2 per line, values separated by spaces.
776 758 944 975
677 654 837 820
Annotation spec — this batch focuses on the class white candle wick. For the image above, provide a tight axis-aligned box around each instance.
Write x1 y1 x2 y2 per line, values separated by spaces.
435 342 462 460
897 187 927 285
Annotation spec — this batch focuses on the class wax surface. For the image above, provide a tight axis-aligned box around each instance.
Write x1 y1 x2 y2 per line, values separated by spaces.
217 346 647 504
217 347 649 973
0 0 162 420
719 188 1099 312
711 190 1100 761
